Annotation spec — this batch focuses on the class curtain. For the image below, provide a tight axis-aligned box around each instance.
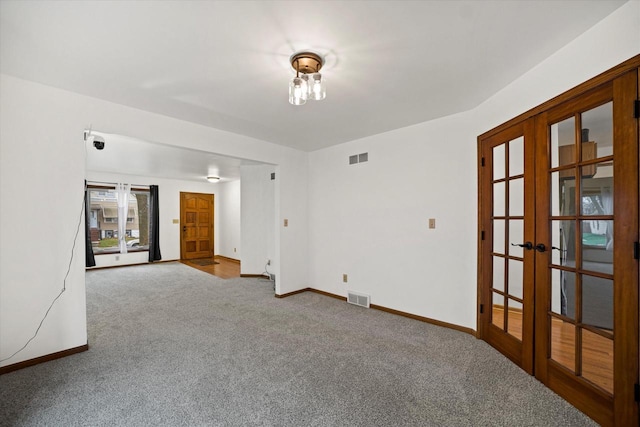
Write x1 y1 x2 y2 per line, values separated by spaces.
85 181 96 267
559 221 568 315
115 183 131 254
148 185 162 262
602 188 614 251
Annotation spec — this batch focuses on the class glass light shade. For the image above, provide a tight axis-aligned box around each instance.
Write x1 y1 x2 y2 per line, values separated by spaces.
308 72 326 101
289 76 308 105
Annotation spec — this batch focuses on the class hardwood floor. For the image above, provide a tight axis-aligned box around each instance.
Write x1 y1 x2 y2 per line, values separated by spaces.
492 306 613 394
181 255 240 279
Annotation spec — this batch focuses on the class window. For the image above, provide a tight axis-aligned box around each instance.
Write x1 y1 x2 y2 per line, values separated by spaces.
88 186 150 254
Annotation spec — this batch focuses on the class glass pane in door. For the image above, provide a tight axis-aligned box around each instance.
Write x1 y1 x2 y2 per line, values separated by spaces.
508 219 524 258
492 292 505 329
581 102 612 161
507 260 523 299
493 220 505 254
508 178 524 216
493 182 505 216
580 219 613 274
582 276 613 331
507 299 523 340
581 163 613 217
493 144 505 180
509 137 524 176
551 318 576 372
492 256 505 292
582 329 613 393
551 116 575 169
547 100 615 398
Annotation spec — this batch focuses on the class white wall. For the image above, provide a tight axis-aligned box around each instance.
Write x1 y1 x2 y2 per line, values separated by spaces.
1 76 87 366
85 171 227 268
308 113 478 328
307 0 639 330
0 74 308 367
240 165 276 275
275 154 309 293
218 180 241 260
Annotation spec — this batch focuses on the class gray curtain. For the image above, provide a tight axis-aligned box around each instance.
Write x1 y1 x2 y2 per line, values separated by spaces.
85 182 96 267
148 185 162 262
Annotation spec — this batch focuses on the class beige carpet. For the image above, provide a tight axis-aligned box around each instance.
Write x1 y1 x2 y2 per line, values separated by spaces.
0 262 596 426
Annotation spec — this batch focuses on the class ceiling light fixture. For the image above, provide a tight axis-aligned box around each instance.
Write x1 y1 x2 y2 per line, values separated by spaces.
289 51 326 105
206 176 220 183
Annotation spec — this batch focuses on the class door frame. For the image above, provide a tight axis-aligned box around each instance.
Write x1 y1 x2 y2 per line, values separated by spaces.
477 56 640 426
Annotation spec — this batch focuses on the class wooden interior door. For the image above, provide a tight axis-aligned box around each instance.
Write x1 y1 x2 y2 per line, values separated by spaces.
478 120 536 374
180 192 214 260
479 67 639 426
533 73 638 426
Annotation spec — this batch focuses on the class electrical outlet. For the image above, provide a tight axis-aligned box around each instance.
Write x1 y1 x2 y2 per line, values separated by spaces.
115 255 120 261
343 274 348 283
234 248 237 253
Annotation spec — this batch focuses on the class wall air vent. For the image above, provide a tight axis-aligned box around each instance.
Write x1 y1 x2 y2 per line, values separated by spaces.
347 291 370 308
348 153 369 165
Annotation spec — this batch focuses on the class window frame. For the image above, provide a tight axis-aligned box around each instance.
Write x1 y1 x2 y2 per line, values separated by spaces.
87 184 151 255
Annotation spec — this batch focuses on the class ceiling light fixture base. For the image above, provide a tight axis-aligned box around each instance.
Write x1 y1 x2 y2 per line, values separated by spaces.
290 51 324 74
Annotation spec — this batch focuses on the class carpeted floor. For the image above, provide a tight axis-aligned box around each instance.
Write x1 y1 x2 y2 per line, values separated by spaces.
0 262 596 426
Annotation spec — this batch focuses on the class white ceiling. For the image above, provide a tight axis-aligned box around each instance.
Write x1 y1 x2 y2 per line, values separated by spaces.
0 1 627 180
86 132 265 183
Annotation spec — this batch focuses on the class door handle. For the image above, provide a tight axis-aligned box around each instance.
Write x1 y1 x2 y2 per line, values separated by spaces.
535 243 547 252
511 242 533 250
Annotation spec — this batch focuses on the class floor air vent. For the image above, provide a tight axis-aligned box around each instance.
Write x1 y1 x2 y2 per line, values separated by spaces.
347 291 370 308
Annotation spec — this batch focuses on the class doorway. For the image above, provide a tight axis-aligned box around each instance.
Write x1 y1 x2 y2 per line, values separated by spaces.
478 66 639 426
180 192 214 260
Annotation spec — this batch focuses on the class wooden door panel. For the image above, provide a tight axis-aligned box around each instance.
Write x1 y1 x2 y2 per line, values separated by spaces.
534 73 638 426
198 226 209 238
180 192 214 260
479 120 536 375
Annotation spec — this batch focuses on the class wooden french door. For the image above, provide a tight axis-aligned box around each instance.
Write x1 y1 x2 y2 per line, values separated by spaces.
479 66 639 426
478 120 536 375
180 192 214 260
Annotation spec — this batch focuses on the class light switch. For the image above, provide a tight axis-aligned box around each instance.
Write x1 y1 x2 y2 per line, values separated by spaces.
429 218 436 229
172 219 179 224
343 274 348 283
284 219 289 227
